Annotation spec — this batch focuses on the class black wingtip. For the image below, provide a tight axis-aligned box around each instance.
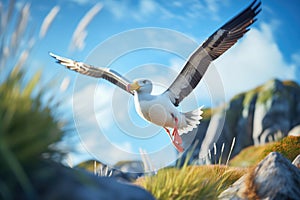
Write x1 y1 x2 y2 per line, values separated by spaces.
252 1 262 13
220 0 262 31
249 0 258 9
245 28 251 34
251 18 258 25
255 8 262 16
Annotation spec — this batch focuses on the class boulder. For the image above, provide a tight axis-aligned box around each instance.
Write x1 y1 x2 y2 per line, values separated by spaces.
289 125 300 136
16 160 155 200
219 152 300 200
113 160 145 181
292 154 300 168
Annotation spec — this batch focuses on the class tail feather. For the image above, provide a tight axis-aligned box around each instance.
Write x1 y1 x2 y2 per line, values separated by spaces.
178 106 204 135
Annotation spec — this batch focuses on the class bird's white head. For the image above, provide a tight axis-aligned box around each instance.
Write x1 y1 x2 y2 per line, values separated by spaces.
127 79 152 94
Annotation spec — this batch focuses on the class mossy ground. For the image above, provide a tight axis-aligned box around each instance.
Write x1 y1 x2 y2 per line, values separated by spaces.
230 136 300 167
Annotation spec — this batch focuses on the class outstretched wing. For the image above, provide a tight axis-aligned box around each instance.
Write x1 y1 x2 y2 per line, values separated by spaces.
49 52 133 95
165 0 261 106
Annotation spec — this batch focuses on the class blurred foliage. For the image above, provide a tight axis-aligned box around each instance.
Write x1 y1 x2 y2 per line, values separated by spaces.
136 165 246 200
230 136 300 167
0 1 66 199
0 67 64 168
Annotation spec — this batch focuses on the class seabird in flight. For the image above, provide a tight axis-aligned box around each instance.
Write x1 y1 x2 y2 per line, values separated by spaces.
50 0 261 152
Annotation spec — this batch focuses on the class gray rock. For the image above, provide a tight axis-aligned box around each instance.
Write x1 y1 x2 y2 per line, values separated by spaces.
289 125 300 136
219 152 300 200
26 161 155 200
113 160 145 181
292 154 300 168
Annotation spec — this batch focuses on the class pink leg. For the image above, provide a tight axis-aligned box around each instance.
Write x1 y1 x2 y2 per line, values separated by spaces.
164 127 172 140
164 126 184 152
163 117 184 152
173 140 184 152
172 117 182 145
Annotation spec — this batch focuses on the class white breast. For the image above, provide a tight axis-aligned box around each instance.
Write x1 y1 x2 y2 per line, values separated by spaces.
134 92 181 128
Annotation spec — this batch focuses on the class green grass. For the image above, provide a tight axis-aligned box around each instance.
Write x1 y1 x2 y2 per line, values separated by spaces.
136 165 246 200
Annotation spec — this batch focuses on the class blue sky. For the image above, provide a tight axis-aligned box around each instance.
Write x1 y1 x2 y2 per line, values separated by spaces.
5 0 300 170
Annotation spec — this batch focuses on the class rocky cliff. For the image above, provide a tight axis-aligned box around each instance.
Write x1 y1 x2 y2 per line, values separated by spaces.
182 79 300 164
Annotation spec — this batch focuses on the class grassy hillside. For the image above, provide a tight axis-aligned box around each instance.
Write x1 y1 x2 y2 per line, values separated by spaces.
230 136 300 167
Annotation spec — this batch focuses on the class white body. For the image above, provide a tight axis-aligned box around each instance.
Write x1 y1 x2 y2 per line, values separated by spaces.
133 90 202 135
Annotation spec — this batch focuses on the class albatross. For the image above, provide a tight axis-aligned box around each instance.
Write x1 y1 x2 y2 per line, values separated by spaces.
50 0 261 152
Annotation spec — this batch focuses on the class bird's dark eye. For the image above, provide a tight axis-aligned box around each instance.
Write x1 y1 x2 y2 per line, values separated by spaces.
143 80 147 84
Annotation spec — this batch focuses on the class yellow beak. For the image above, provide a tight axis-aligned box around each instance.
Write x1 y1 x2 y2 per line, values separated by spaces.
127 81 141 92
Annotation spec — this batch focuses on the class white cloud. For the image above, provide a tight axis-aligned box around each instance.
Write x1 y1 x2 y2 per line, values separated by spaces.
204 0 219 20
72 83 114 129
169 57 185 72
68 83 139 165
67 0 95 5
172 1 183 8
292 52 300 66
103 0 173 22
172 0 229 22
82 134 138 164
214 22 297 101
64 0 227 25
138 1 156 15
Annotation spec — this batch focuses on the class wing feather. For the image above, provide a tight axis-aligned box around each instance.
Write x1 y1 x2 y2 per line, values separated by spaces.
49 52 133 95
165 0 261 106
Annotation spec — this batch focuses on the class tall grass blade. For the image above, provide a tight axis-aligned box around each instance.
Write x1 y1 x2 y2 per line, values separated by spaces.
226 137 236 166
218 143 225 165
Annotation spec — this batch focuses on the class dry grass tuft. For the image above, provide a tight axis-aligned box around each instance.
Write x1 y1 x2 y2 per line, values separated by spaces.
136 165 247 200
